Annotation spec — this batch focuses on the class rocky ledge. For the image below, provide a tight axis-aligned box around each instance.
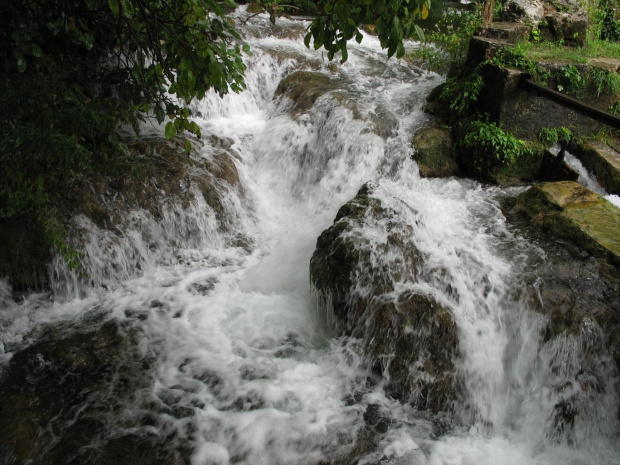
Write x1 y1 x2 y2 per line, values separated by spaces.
516 180 620 267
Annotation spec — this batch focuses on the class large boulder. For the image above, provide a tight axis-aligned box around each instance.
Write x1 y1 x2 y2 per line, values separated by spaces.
515 209 620 440
310 184 458 412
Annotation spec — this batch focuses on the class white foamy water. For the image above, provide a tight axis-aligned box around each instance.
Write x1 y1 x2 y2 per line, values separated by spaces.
1 9 618 465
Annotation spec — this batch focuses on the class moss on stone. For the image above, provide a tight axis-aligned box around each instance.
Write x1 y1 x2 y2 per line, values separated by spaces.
412 127 459 178
516 181 620 266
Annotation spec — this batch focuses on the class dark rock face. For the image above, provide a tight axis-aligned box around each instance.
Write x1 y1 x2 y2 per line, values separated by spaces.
515 181 620 437
69 135 241 231
310 184 458 412
0 315 192 465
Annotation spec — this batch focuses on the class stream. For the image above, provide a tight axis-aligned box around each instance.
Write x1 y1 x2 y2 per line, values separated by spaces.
1 7 619 465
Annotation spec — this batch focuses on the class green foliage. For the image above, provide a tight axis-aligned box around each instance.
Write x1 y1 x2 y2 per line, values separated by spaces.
0 0 252 219
610 100 620 116
596 0 620 42
538 126 573 147
407 4 483 73
440 74 485 116
462 120 528 164
40 209 85 273
556 64 586 96
304 0 431 62
491 46 550 84
589 67 620 96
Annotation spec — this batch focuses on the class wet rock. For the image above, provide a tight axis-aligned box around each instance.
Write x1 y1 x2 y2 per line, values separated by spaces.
0 133 244 294
515 181 620 266
368 103 399 140
525 251 620 440
0 316 198 464
71 135 240 229
0 319 134 462
359 293 458 412
507 191 620 441
310 184 458 411
412 126 459 178
274 71 348 112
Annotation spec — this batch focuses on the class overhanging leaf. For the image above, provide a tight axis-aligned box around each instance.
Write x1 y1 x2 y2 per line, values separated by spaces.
165 121 176 139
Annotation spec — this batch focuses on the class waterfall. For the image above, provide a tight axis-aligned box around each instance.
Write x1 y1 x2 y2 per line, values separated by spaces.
0 8 618 465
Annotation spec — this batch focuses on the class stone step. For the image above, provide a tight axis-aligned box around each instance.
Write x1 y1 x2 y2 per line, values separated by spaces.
478 22 531 44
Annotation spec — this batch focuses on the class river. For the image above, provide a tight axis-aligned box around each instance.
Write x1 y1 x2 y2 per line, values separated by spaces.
0 7 618 465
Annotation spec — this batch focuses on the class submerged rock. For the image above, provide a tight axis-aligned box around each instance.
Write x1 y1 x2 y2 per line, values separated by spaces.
0 317 176 464
515 181 620 266
310 184 458 412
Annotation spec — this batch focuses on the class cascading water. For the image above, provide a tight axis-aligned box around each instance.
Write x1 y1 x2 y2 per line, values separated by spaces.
0 7 618 464
561 149 620 208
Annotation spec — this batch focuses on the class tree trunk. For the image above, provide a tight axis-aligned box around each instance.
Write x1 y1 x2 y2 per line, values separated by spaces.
483 0 495 23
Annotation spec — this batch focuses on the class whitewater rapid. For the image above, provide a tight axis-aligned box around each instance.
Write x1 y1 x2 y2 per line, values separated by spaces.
1 7 618 465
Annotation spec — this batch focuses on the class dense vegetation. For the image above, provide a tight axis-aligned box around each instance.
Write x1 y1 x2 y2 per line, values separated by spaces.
0 0 431 222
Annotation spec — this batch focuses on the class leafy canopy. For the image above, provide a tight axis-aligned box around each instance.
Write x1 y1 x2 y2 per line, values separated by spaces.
0 0 431 218
305 0 431 62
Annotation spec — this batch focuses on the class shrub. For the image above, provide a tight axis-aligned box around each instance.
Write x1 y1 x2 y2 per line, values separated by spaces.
462 120 528 164
538 127 573 147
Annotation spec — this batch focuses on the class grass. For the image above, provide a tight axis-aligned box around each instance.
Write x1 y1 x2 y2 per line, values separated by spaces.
519 39 620 63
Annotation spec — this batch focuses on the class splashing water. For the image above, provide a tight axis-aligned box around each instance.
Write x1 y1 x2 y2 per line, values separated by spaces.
1 8 618 465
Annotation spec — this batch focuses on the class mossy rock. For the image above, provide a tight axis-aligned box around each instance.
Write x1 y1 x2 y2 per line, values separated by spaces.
411 127 459 178
515 181 620 266
246 3 263 14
